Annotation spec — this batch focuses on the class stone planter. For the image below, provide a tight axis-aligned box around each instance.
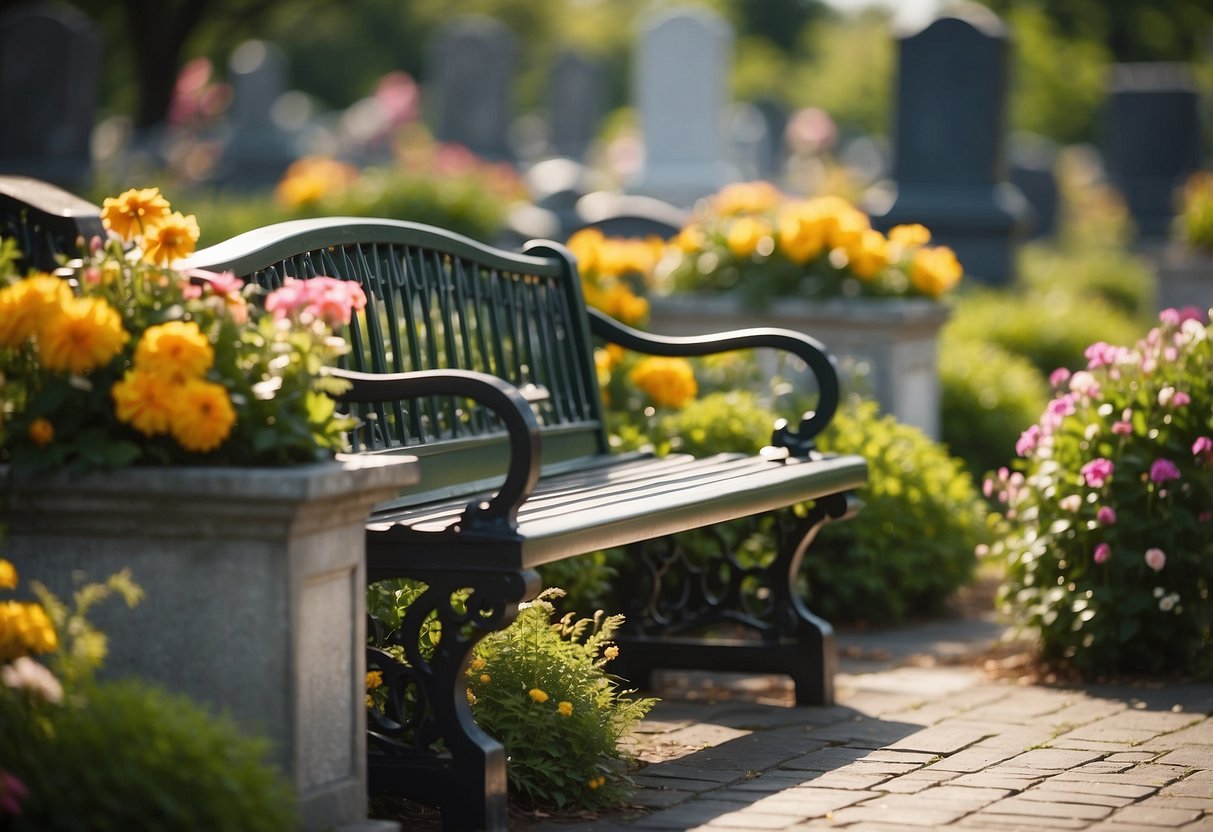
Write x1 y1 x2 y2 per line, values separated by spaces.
1 455 418 832
648 294 951 438
1148 243 1213 315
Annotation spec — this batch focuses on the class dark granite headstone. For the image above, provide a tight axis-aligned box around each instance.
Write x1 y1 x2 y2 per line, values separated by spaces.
865 6 1029 285
548 51 605 161
214 39 296 187
1008 132 1060 239
0 1 100 190
426 15 518 162
1103 63 1202 241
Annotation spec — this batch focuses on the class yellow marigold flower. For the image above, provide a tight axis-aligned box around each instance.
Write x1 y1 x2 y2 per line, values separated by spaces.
142 211 200 266
528 688 549 704
629 356 697 409
37 296 129 375
366 694 374 708
169 378 236 453
725 216 771 258
587 775 606 790
557 701 573 717
826 204 870 251
603 645 620 661
0 601 58 660
112 368 176 436
888 223 931 247
134 320 213 380
712 181 781 216
0 274 72 348
366 671 384 690
480 673 491 684
0 559 16 590
777 202 829 264
28 417 54 448
274 156 358 209
566 228 605 274
468 656 486 673
674 224 706 254
467 688 477 705
845 228 890 281
909 246 964 297
101 187 172 242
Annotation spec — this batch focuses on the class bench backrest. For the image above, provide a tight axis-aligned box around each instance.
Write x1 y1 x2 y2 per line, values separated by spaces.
185 218 608 500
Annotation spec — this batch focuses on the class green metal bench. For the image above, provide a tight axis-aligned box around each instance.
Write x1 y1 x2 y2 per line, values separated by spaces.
185 217 867 832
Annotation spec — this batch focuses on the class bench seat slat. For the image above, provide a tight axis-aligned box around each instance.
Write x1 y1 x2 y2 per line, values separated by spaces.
365 451 867 569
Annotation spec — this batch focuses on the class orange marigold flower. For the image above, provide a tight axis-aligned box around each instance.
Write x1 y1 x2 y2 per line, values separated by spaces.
724 216 771 258
112 369 176 436
0 274 72 348
845 228 889 281
909 246 964 297
101 187 171 242
27 418 54 448
142 211 200 266
557 701 573 717
134 320 213 381
366 670 384 690
0 559 16 590
528 688 549 704
169 378 236 453
37 296 129 375
629 356 697 409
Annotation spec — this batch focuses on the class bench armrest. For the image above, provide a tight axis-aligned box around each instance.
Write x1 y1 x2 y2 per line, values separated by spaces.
586 307 840 454
325 367 541 537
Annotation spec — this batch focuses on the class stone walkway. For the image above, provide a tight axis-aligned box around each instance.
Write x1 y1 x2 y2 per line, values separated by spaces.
522 614 1213 831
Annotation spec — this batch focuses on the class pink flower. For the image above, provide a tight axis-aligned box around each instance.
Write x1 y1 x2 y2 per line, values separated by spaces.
0 769 28 816
265 278 308 319
267 277 368 329
1084 342 1124 369
1093 543 1111 564
1192 436 1212 462
1081 458 1114 488
1016 424 1041 457
1059 494 1082 513
1171 391 1191 407
1049 367 1071 387
1149 458 1181 485
1069 371 1101 399
187 268 244 296
1144 547 1166 572
1111 420 1133 435
1201 511 1213 523
1159 308 1181 327
1097 506 1117 526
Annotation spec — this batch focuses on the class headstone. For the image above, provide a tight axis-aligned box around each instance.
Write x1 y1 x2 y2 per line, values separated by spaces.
214 39 295 187
426 15 517 162
864 5 1029 285
548 50 606 161
729 101 776 181
632 7 738 208
1008 132 1060 239
1103 63 1202 241
0 1 101 190
573 191 687 239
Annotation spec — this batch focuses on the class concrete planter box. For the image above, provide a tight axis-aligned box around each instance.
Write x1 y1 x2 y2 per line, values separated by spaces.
2 455 418 832
648 294 951 438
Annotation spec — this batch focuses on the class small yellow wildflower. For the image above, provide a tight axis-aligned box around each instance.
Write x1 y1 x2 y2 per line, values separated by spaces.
603 645 620 661
0 559 16 590
528 688 549 704
142 211 201 266
557 701 573 717
168 378 236 453
468 656 486 673
587 775 606 790
37 296 130 375
101 187 172 242
479 674 491 684
467 688 477 705
27 417 54 448
366 670 384 690
366 694 374 708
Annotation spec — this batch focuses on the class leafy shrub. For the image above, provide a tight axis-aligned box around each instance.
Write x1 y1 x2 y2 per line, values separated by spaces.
0 565 297 830
1016 242 1156 321
940 332 1051 479
988 308 1213 678
809 399 992 623
946 287 1144 376
466 590 655 811
1178 170 1213 253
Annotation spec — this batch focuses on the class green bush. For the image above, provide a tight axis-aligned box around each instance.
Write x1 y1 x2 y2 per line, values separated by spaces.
809 399 992 623
945 287 1144 376
989 309 1213 679
466 590 655 811
940 332 1051 480
1016 242 1156 321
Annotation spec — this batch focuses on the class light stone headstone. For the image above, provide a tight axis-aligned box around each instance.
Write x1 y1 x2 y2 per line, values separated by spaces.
1103 63 1202 241
215 39 295 187
0 1 100 190
864 5 1029 285
426 15 517 162
632 7 738 208
548 50 605 161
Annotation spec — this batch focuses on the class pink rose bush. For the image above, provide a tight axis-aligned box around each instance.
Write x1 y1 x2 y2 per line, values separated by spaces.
987 307 1213 678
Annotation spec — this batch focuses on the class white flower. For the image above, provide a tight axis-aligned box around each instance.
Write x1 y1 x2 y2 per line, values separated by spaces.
1059 494 1082 513
1 656 64 704
1158 386 1175 406
1144 547 1167 572
1159 593 1180 612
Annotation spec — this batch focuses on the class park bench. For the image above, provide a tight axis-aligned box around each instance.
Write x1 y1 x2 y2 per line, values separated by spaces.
181 216 867 831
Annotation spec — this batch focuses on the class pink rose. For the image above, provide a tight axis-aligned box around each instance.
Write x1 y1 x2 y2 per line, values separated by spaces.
1149 458 1181 485
1093 543 1111 564
1081 458 1114 488
1144 547 1166 572
1111 420 1133 435
1097 506 1117 526
1193 436 1213 463
1049 367 1072 387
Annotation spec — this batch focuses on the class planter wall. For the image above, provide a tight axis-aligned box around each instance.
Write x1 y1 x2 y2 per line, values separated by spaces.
2 455 417 832
648 295 951 439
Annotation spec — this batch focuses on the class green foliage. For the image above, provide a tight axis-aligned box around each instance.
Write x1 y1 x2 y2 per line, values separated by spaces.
1178 171 1213 253
1016 242 1156 322
989 310 1213 678
809 399 991 623
789 11 893 138
945 287 1145 377
940 332 1052 479
466 590 656 811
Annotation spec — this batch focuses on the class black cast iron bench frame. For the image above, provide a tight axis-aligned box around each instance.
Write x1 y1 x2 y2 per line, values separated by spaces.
185 217 867 832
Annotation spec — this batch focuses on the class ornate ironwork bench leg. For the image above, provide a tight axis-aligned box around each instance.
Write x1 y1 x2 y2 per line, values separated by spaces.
367 567 539 832
613 492 858 708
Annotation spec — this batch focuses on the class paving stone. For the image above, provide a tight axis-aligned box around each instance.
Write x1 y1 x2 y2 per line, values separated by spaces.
634 764 747 786
827 798 971 827
1155 747 1213 768
726 770 836 793
1107 752 1162 763
1178 817 1213 831
628 798 767 830
1163 771 1213 797
1016 785 1138 808
836 689 935 718
981 795 1115 821
1055 711 1201 747
1106 804 1204 826
704 810 804 828
887 724 996 755
879 769 963 793
1051 739 1148 754
963 815 1090 830
1002 748 1107 771
910 784 1012 810
783 745 880 770
803 717 925 748
746 787 880 817
950 770 1044 791
961 690 1082 724
1038 699 1131 732
1053 764 1189 788
795 769 892 790
950 723 1060 751
863 749 939 764
629 788 701 809
1140 719 1213 751
1037 775 1158 799
928 745 1027 773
